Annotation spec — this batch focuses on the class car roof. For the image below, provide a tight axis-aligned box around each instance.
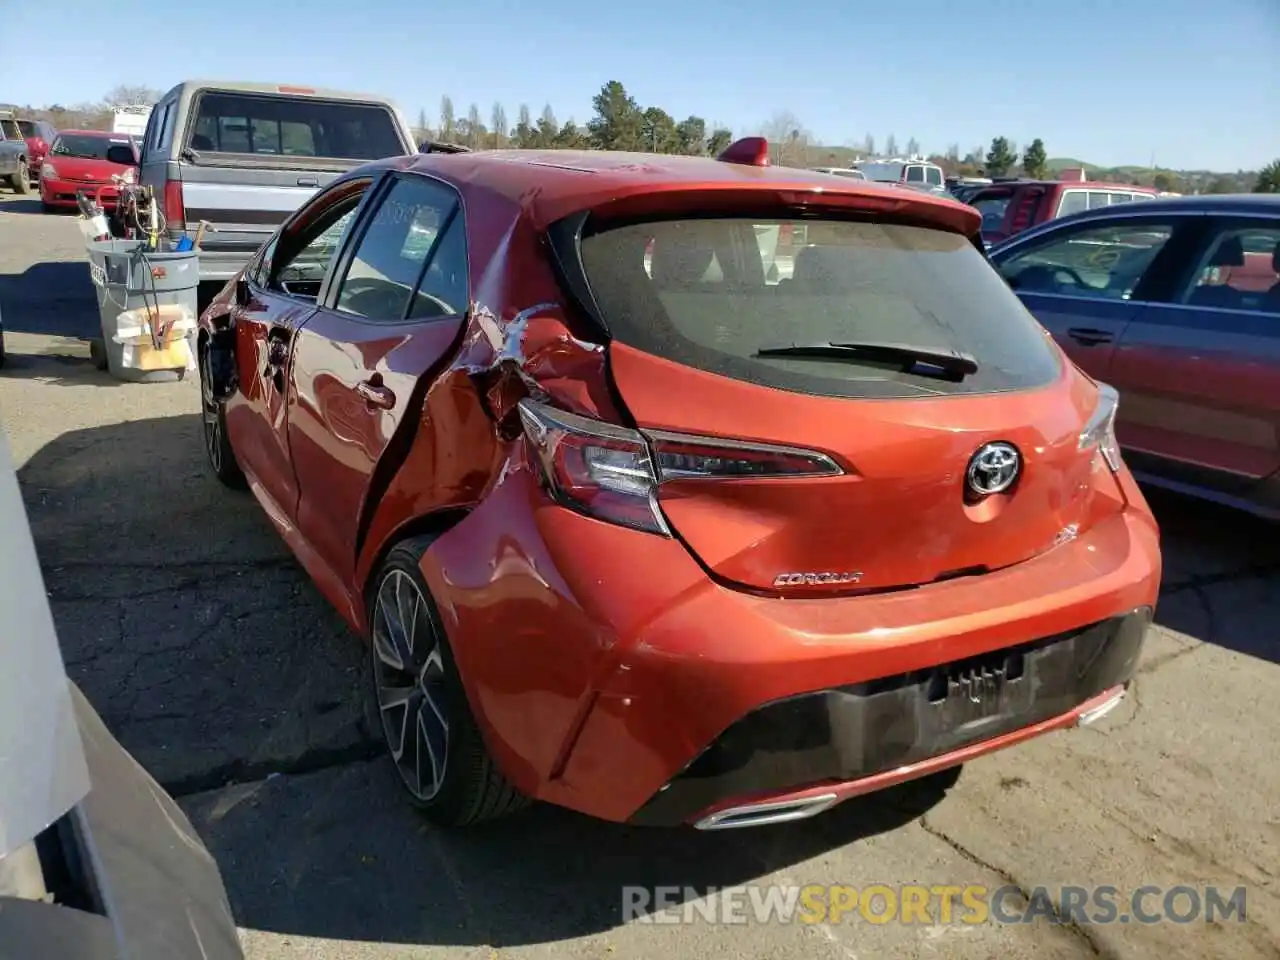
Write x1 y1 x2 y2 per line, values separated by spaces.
989 193 1280 254
372 148 980 235
56 129 131 137
163 79 399 104
1023 192 1280 226
973 179 1159 193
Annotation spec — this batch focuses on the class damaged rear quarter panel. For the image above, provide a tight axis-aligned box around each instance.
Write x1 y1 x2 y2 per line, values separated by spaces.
354 190 626 785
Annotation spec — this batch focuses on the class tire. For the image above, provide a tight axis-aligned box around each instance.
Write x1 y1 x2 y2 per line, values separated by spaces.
198 340 246 488
10 161 31 196
369 539 529 827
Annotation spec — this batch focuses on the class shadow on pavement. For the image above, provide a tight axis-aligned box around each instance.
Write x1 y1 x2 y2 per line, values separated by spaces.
183 761 958 947
17 411 958 947
0 260 99 340
17 412 1278 947
1144 486 1280 665
0 198 46 216
19 413 372 796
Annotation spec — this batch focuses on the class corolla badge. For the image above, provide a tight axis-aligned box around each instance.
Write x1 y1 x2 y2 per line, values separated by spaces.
773 571 863 587
966 442 1021 497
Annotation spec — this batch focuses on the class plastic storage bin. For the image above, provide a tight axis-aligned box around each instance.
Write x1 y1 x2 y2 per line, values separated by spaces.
86 239 199 383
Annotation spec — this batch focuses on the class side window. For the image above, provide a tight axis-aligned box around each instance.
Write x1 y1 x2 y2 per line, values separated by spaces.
154 103 176 154
335 176 461 322
265 184 371 299
905 165 925 183
926 166 943 186
140 110 159 160
971 193 1012 232
407 217 468 319
1178 220 1280 314
997 220 1175 301
1057 191 1088 217
1087 191 1114 210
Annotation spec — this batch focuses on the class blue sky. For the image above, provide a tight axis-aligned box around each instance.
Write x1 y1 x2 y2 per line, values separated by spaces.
3 0 1277 171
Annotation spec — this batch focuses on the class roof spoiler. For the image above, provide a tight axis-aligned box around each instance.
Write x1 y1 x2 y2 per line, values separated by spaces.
716 136 770 167
418 140 471 154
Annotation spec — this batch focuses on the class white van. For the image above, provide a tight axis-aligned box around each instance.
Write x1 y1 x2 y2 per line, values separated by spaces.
854 158 946 194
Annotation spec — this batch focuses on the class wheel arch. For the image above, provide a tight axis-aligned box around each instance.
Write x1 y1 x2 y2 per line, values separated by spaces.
359 507 471 623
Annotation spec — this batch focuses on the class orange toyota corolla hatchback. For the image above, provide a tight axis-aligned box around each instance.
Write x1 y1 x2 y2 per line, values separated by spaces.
197 138 1161 830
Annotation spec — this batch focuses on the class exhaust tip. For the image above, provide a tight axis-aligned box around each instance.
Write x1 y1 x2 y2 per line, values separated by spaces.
693 793 840 830
1077 687 1126 726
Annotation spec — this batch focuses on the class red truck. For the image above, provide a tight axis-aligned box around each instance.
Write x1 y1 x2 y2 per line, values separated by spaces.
969 178 1161 248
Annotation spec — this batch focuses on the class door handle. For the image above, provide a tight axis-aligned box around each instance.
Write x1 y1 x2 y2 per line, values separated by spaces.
1066 327 1114 346
356 379 396 410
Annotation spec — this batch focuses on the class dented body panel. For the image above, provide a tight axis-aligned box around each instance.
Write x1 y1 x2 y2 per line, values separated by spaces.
197 146 1161 827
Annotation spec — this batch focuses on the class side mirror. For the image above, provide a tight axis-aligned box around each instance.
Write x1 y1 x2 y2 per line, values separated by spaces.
234 277 250 307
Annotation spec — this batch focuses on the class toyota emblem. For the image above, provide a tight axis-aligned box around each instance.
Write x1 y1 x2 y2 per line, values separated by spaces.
966 442 1021 497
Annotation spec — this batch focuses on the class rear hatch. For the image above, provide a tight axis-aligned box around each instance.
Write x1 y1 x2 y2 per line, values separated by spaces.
575 212 1114 595
172 88 411 256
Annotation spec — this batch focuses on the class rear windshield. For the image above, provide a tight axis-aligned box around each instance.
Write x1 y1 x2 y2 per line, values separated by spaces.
188 92 404 161
579 217 1060 399
52 134 133 161
16 120 36 138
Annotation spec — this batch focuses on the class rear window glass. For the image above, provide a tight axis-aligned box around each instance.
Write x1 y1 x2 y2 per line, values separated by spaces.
971 192 1012 232
188 92 404 160
16 120 35 138
580 217 1061 399
51 134 133 161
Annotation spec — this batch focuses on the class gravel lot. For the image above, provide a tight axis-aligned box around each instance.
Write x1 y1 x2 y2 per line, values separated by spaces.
1 192 1277 960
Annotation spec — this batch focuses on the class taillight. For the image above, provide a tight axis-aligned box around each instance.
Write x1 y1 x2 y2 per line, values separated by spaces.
517 399 843 535
1079 382 1122 472
1010 189 1044 233
164 179 186 228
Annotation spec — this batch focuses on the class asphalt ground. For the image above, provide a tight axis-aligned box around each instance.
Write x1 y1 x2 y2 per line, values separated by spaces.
1 192 1277 960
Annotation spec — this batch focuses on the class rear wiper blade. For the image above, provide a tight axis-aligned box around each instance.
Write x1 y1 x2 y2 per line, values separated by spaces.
754 341 979 377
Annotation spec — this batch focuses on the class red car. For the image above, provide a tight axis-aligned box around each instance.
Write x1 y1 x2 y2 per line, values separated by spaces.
197 138 1162 830
39 130 139 212
16 118 57 180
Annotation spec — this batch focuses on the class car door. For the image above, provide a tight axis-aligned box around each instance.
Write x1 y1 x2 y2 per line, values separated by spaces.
223 176 375 520
991 214 1184 381
1108 214 1280 488
287 172 470 587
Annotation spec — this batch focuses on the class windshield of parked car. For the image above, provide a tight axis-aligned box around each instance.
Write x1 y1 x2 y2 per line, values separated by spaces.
580 215 1060 399
51 134 132 161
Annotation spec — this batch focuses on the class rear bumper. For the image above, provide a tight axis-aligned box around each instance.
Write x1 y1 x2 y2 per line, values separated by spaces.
420 462 1162 825
630 611 1148 827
